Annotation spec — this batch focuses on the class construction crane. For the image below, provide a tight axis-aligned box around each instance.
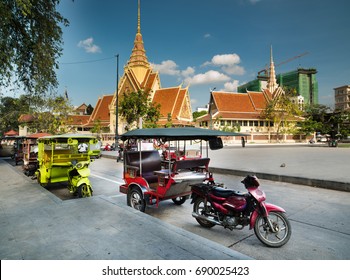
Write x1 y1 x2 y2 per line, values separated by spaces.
257 52 309 77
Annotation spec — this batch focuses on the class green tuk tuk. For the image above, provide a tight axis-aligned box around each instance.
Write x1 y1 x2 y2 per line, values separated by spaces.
36 134 99 198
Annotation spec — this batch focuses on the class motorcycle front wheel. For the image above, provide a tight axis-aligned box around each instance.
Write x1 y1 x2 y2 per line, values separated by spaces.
254 211 291 247
77 184 93 198
193 197 216 228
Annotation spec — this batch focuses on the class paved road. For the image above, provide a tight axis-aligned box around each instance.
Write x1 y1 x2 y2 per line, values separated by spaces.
1 144 349 260
0 158 249 260
89 153 350 260
208 144 350 191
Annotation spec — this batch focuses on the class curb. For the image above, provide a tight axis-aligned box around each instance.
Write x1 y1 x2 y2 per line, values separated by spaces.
100 154 350 193
209 167 350 192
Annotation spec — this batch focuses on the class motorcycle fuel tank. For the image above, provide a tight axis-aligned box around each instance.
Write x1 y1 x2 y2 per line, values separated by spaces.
222 196 247 211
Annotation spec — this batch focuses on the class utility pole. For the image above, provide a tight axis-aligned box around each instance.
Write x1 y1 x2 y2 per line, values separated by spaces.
115 54 119 148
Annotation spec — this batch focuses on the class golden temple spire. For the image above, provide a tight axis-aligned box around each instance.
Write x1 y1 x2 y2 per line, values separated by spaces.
266 45 278 93
127 0 150 69
137 0 141 34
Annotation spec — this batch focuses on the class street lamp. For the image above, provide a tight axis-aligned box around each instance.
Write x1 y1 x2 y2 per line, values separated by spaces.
115 54 119 148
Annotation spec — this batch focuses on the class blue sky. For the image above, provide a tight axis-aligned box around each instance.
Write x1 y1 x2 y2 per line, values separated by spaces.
56 0 350 110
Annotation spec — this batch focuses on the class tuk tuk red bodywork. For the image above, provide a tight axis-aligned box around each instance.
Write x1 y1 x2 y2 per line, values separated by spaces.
118 127 248 212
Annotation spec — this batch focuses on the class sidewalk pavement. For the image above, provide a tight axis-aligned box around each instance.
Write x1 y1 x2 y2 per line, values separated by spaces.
0 159 250 260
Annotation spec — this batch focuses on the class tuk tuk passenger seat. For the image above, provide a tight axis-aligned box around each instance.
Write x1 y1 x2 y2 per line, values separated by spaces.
172 158 210 173
125 150 162 183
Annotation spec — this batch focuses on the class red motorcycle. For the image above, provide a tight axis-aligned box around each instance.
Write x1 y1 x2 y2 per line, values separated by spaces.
191 175 291 247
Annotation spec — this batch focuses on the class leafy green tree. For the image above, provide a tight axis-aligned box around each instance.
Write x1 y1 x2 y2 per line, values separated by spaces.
27 95 73 134
193 110 207 121
222 122 240 132
263 88 302 141
164 113 173 128
86 104 94 115
0 0 69 95
329 110 350 138
0 95 30 134
298 104 331 136
91 119 101 134
119 90 160 130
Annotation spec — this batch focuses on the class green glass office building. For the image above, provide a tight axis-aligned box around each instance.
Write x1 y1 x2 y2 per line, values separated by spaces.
238 68 318 104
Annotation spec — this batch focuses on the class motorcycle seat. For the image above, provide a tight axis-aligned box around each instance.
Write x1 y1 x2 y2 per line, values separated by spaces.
212 187 246 198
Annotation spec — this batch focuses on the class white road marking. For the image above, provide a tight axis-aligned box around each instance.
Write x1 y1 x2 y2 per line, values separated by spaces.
90 173 124 184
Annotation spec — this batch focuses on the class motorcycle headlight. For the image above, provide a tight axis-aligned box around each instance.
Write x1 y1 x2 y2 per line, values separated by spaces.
76 162 83 169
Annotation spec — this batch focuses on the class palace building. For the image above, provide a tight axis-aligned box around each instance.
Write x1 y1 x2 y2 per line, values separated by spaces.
65 0 193 141
108 0 193 135
196 47 306 143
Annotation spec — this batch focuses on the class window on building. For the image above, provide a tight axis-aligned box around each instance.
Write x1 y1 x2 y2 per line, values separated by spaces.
243 121 248 126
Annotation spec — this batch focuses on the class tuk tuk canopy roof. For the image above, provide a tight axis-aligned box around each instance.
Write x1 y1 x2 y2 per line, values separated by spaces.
120 127 249 141
37 133 97 142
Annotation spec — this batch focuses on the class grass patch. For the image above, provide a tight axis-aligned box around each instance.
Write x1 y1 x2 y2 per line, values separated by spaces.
338 143 350 148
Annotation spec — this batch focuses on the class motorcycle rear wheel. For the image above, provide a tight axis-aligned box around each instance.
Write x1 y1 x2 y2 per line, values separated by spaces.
254 211 291 247
193 197 216 228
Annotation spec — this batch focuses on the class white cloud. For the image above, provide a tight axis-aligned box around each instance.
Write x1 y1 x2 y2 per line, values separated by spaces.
181 66 195 77
191 99 198 105
184 70 231 86
212 54 241 65
248 0 261 4
204 33 211 38
151 60 180 76
222 65 245 75
151 61 195 78
221 80 239 92
151 57 242 88
203 54 245 75
77 37 101 53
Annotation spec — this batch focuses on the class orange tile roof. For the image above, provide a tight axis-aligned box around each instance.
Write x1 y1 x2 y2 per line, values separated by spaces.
173 89 186 117
86 95 113 126
68 115 90 126
144 72 157 91
18 114 34 123
152 87 180 117
248 91 268 110
212 92 256 113
212 91 269 113
140 69 151 88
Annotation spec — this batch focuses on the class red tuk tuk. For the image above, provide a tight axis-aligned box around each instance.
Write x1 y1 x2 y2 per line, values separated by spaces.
22 132 51 176
13 136 25 165
119 127 247 212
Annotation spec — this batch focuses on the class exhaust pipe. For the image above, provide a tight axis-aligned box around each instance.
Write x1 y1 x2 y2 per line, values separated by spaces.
192 212 221 225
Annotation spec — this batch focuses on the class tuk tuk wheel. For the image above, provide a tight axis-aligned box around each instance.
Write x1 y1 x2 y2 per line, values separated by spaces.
128 189 146 212
36 171 46 187
172 196 187 205
77 184 92 198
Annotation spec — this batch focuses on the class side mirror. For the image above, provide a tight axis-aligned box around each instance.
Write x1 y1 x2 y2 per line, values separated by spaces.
209 137 223 150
